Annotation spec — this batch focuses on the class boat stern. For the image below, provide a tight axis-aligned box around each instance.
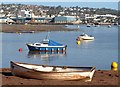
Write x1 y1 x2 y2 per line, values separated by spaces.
85 67 96 82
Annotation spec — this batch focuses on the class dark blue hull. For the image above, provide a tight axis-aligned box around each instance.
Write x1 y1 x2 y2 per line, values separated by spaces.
27 44 67 52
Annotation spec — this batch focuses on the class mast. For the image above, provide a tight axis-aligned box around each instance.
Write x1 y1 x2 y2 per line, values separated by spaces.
45 32 50 40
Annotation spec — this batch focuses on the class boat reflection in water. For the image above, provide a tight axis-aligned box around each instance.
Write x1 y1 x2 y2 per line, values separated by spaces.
27 51 66 61
81 40 94 43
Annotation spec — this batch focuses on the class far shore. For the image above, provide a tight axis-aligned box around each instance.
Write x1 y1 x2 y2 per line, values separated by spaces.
1 24 79 33
1 68 119 85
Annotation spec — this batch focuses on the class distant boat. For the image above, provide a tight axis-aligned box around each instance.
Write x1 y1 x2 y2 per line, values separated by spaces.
10 61 96 81
77 33 94 40
20 30 35 33
87 24 91 27
108 25 111 28
93 24 99 27
65 25 68 27
26 35 67 52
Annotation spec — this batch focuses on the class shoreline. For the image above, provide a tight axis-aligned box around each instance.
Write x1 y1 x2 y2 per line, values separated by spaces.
1 23 116 33
1 24 79 33
1 68 119 85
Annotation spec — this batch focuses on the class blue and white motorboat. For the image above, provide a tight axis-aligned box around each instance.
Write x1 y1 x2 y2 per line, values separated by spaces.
26 38 67 52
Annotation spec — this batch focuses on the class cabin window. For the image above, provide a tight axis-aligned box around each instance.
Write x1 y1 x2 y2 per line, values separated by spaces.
43 43 48 44
35 44 41 45
43 41 48 44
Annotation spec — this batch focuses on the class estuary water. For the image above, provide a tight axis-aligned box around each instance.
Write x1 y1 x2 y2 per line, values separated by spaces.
2 24 118 70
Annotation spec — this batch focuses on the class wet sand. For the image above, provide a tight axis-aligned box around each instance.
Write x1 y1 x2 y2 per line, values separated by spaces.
1 24 79 33
1 68 119 86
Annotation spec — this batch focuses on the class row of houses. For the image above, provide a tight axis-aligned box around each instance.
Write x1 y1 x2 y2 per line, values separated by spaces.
0 16 78 24
0 9 118 24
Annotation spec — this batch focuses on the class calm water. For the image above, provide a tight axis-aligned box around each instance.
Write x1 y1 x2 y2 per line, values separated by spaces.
2 25 118 70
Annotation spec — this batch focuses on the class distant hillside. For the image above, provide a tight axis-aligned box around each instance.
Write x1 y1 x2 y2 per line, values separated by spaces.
0 3 118 16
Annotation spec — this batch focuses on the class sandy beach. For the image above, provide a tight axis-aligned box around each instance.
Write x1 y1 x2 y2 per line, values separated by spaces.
1 24 79 33
1 68 119 86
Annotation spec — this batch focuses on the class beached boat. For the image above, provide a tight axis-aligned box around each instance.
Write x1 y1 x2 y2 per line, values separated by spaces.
10 61 96 81
76 33 94 40
26 38 67 52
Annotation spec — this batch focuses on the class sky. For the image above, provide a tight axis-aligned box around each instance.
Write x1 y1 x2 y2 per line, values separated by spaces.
0 0 119 10
0 0 119 2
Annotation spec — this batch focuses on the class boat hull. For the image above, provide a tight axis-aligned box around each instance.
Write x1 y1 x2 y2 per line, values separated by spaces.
10 61 95 81
78 36 94 40
27 44 67 52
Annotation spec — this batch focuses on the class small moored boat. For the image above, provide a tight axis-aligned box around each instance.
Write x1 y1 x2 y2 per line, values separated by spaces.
10 61 96 81
77 33 94 40
86 24 91 27
108 25 111 28
65 25 68 27
26 37 67 52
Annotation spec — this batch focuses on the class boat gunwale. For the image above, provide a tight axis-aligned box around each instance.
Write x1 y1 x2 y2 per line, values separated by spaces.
11 61 96 73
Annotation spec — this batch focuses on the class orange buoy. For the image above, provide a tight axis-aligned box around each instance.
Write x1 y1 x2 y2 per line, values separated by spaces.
19 48 22 52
